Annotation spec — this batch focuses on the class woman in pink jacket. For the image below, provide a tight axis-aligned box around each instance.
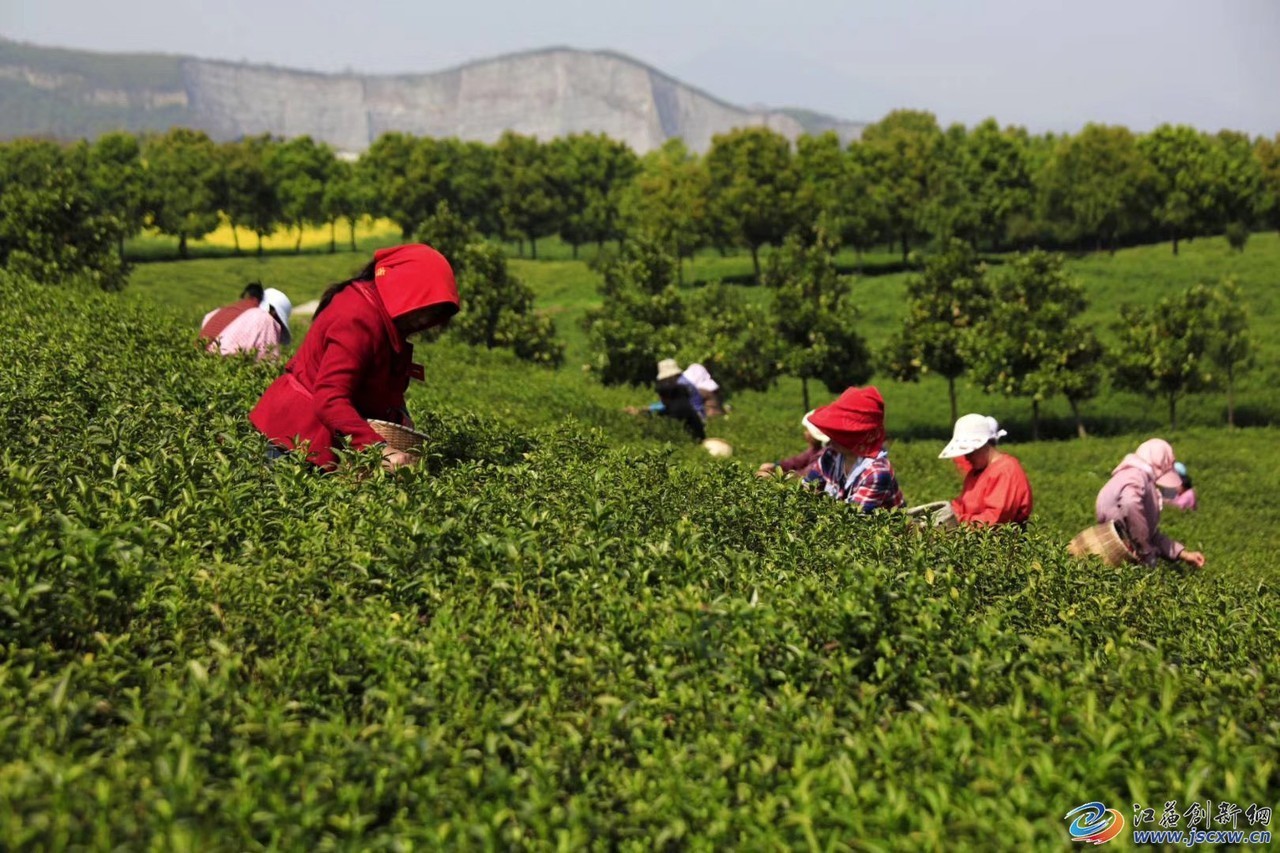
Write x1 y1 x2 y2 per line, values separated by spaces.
1094 439 1206 568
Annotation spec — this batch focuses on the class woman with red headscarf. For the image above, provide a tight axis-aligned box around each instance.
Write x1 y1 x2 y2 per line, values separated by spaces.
801 386 906 513
1094 438 1205 568
250 244 459 470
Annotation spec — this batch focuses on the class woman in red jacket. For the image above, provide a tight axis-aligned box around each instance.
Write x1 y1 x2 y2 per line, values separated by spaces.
250 244 459 470
939 413 1033 526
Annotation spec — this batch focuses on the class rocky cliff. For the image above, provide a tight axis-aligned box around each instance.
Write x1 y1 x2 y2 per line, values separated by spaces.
0 38 863 153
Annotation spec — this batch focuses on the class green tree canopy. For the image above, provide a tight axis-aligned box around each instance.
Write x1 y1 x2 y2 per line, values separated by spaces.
966 250 1103 438
766 229 873 411
705 127 802 282
142 127 222 259
881 239 991 422
1110 284 1216 430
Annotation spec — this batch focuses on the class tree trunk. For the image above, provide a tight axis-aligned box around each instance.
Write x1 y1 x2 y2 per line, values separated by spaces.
1031 399 1041 441
329 220 337 254
900 235 909 265
947 377 958 423
1226 374 1236 427
750 245 761 284
1068 397 1088 438
530 237 538 259
295 227 303 254
178 232 188 259
257 233 264 257
348 219 357 251
801 377 810 413
231 224 241 255
1172 234 1179 256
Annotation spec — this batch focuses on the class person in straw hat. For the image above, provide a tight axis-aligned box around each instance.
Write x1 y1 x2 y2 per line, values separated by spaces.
800 386 905 512
1094 438 1205 568
250 244 459 470
755 410 829 479
938 413 1033 526
624 358 706 441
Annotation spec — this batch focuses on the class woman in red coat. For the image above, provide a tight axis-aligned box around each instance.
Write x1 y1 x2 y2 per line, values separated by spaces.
939 413 1033 526
250 244 459 470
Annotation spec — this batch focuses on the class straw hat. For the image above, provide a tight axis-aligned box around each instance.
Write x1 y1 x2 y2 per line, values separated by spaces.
1068 521 1139 566
939 413 1007 459
656 358 683 381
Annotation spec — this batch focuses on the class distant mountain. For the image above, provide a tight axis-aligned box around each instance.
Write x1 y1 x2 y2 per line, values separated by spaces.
0 37 865 153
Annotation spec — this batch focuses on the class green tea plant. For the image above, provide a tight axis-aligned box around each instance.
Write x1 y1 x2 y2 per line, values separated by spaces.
2 269 1279 849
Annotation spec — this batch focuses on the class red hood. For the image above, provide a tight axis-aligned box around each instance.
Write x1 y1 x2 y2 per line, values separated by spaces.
372 244 459 324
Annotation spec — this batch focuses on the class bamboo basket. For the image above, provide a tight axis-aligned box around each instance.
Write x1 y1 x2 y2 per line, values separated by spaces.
1068 521 1140 566
367 419 429 455
907 500 959 530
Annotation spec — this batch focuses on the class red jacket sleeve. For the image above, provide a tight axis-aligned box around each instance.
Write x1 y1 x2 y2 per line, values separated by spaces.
311 312 386 450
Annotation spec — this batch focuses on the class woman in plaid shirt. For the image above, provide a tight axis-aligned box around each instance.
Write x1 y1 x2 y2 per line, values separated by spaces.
802 386 906 513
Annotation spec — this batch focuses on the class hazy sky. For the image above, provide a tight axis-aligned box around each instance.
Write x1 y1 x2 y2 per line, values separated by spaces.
3 0 1278 135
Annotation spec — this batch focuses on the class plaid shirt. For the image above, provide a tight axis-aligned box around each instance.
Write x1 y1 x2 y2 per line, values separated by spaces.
204 307 285 360
804 448 905 513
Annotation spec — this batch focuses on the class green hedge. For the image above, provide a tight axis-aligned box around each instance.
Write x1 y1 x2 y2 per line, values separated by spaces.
1 272 1276 848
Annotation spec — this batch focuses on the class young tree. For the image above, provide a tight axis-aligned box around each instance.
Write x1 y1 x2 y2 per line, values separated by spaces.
1137 124 1218 255
88 131 147 262
681 283 784 393
1255 134 1280 237
143 128 222 259
323 157 371 253
0 139 128 289
619 138 710 281
1111 284 1215 430
414 200 483 267
882 239 990 421
267 136 337 253
1040 124 1149 252
551 133 639 258
1204 276 1254 427
495 131 562 258
449 241 564 367
1212 130 1264 244
931 119 1034 251
221 135 280 256
766 229 873 411
585 236 687 386
705 126 802 282
859 110 945 263
966 250 1103 438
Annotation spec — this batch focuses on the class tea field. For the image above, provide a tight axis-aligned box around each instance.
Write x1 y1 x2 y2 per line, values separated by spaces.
3 233 1279 848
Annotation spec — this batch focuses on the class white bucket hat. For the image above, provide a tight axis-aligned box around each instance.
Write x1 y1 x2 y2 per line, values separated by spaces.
939 413 1007 459
261 288 293 345
656 358 683 381
801 410 830 444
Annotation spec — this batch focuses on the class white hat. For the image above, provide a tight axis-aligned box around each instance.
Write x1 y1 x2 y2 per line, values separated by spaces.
939 413 1007 459
682 362 719 393
261 288 293 344
656 358 683 381
801 410 830 444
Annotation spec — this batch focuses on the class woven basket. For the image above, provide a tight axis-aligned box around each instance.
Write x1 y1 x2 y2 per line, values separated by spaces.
367 419 429 455
1068 521 1139 566
907 500 959 530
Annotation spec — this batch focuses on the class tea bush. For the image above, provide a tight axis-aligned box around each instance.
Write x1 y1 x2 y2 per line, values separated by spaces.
2 271 1277 849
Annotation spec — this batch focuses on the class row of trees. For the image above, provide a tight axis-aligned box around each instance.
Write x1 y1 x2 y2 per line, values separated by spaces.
588 234 1254 433
5 114 1280 290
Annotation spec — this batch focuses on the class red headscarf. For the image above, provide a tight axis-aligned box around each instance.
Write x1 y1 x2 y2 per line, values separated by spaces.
808 386 887 457
372 244 459 324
